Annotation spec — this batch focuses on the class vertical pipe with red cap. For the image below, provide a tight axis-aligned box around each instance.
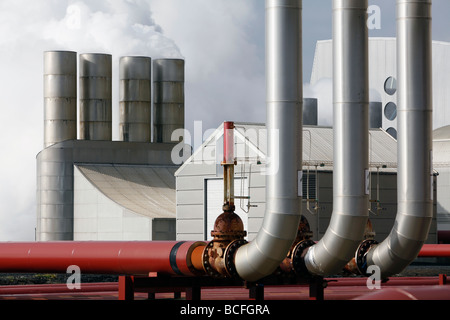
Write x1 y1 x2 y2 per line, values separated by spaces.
223 121 235 212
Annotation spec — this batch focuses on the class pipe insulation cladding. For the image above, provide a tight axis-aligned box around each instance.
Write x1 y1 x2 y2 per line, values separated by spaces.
365 0 433 279
79 53 113 141
43 51 77 148
303 0 370 276
234 0 303 282
119 56 152 142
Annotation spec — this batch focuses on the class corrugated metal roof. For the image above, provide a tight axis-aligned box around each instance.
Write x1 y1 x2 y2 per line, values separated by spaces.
76 164 177 219
236 123 398 171
176 122 399 175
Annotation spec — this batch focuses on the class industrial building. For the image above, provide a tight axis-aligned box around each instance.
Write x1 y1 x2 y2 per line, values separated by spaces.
36 52 184 241
310 37 450 234
175 122 438 243
310 38 450 136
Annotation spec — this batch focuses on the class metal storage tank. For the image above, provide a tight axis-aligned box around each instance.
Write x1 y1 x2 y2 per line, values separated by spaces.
79 53 112 141
119 56 152 142
153 59 185 143
369 101 383 128
303 98 318 125
43 51 77 148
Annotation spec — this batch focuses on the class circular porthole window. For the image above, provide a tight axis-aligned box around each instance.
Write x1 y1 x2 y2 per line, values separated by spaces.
384 102 397 121
384 77 397 95
386 127 397 139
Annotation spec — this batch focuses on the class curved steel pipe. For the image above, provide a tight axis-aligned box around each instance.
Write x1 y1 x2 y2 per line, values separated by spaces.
365 0 433 279
0 241 206 276
234 0 303 282
303 0 369 276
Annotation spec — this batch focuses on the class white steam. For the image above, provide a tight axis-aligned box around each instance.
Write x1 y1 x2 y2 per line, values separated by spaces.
0 0 183 241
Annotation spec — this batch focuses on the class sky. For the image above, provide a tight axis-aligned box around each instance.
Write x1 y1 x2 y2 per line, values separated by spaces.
0 0 449 241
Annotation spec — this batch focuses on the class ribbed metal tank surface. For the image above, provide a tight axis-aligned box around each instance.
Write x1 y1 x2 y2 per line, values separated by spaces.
153 59 185 143
79 53 112 141
119 56 152 142
43 51 77 147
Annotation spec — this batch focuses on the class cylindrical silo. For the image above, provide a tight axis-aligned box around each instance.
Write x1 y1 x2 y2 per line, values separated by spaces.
119 56 152 142
303 98 318 125
79 53 112 141
369 101 382 128
153 59 185 143
44 51 77 148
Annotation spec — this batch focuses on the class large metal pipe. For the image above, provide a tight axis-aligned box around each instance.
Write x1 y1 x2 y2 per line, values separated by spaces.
153 59 185 143
79 53 112 141
418 244 450 257
303 0 369 276
365 0 433 279
44 51 77 148
0 241 205 276
119 56 152 142
233 0 303 282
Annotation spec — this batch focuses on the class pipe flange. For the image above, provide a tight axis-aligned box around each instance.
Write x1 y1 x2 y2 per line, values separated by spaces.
202 241 223 278
292 239 316 277
355 239 378 275
224 239 248 278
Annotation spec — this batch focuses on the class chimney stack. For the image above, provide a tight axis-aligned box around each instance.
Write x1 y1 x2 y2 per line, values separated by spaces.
43 51 77 147
153 59 185 143
119 56 152 142
79 53 112 141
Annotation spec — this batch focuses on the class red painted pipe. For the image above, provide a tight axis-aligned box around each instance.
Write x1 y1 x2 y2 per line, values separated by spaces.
418 244 450 257
0 241 205 276
0 283 118 295
223 121 234 164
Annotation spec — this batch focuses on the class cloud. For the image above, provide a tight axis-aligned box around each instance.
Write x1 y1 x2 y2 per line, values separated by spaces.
151 0 266 139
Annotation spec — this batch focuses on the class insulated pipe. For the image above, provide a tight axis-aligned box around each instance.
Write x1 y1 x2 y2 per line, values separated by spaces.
365 0 433 279
79 53 113 141
303 0 369 276
0 241 205 276
234 0 303 282
44 51 77 148
119 56 152 142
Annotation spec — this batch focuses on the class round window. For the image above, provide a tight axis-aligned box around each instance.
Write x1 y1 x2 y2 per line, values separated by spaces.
386 127 397 139
384 77 397 95
384 102 397 121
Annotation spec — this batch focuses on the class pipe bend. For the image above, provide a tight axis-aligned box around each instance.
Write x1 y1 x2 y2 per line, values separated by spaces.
302 0 369 276
234 0 303 282
365 0 433 278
